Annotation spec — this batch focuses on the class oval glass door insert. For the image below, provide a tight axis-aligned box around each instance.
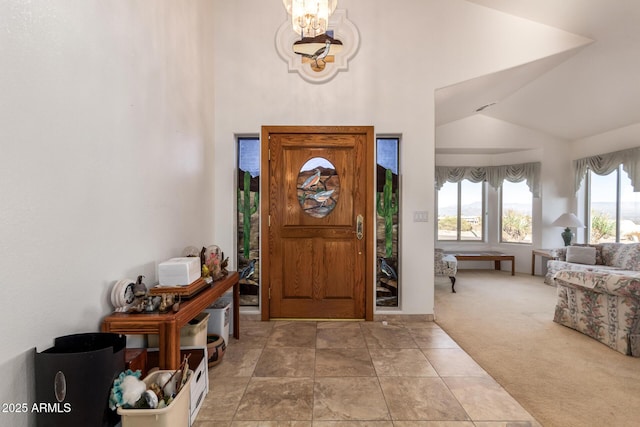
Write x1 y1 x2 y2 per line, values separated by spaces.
297 157 339 218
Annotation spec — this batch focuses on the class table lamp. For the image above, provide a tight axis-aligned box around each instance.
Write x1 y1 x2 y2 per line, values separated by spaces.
551 213 585 246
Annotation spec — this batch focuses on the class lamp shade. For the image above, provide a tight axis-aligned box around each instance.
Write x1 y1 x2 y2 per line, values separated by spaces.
551 213 585 228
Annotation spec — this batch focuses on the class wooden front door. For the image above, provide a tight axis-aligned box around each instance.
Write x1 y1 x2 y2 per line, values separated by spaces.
261 126 374 320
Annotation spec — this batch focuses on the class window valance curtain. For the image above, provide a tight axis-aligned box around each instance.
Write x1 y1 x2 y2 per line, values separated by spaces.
574 146 640 193
435 162 541 197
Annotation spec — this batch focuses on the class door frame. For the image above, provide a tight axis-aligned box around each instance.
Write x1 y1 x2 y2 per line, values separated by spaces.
260 125 374 321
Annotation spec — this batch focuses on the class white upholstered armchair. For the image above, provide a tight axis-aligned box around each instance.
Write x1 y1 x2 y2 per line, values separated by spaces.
435 248 458 293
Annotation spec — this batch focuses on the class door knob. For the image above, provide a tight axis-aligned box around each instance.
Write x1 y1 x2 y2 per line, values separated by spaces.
356 214 364 240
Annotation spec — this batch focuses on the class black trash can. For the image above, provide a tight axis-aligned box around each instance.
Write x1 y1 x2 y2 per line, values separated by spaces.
35 332 126 427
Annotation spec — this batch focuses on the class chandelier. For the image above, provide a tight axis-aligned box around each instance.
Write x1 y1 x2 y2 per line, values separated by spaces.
282 0 338 38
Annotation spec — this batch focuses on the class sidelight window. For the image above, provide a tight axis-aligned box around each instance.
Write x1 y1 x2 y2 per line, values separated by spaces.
237 136 260 306
376 137 400 307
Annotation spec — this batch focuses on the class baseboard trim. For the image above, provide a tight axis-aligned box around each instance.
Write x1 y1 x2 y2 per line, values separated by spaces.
239 312 435 322
374 314 435 322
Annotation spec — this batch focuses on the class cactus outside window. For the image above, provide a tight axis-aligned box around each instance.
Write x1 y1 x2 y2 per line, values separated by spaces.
376 137 400 307
237 137 260 307
297 157 339 218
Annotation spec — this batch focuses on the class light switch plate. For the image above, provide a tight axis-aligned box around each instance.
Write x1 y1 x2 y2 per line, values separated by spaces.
414 211 428 222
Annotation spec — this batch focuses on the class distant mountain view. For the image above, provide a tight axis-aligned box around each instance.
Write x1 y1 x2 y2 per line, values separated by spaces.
438 201 479 217
439 201 640 224
438 201 531 217
592 202 640 223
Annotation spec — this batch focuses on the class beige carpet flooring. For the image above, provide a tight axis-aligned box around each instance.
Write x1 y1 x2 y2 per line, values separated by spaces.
434 270 640 427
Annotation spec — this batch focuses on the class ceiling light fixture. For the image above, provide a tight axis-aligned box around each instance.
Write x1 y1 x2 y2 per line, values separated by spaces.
283 0 338 38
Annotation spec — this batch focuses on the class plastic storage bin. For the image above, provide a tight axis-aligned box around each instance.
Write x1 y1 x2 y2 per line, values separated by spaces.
146 346 209 422
117 369 193 427
205 295 231 344
147 312 209 348
34 332 126 427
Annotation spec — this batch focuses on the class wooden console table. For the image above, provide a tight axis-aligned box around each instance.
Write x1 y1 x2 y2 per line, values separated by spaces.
102 271 239 370
449 251 515 276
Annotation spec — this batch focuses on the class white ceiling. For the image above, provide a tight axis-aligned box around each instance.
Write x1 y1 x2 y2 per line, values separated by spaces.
436 0 640 141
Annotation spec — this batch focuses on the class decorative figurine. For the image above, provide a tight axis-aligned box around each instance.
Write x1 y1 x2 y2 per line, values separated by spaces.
220 254 229 277
202 245 229 280
142 296 160 312
158 293 170 312
132 275 147 297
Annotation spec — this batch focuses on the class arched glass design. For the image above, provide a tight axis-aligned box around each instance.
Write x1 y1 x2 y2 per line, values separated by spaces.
297 157 339 218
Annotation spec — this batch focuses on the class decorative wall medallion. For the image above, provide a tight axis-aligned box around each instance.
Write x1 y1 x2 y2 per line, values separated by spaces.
293 32 343 73
275 9 360 83
297 157 339 218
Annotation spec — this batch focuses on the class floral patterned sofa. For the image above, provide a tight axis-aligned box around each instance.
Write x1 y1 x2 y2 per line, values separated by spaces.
549 243 640 356
545 243 640 285
435 248 457 293
554 269 640 356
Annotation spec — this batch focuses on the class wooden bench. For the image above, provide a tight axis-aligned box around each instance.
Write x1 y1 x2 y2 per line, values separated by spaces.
447 251 515 276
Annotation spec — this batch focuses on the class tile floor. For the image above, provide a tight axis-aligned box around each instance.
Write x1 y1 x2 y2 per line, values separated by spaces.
194 320 541 427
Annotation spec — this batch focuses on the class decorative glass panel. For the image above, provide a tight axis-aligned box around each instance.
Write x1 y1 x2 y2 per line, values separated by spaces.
237 137 260 306
297 157 339 218
376 138 399 307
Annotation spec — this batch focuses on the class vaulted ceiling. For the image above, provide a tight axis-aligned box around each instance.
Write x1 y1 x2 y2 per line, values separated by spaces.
436 0 640 141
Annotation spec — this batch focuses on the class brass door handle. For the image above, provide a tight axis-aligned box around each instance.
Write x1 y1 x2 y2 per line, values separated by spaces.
356 214 364 240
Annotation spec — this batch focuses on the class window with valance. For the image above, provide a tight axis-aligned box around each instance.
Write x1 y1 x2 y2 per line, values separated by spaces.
576 146 640 244
574 146 640 193
435 162 539 244
435 162 541 197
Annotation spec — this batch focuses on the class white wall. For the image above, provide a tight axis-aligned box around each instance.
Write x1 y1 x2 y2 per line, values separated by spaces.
209 0 588 315
435 115 572 273
570 122 640 158
0 1 214 426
